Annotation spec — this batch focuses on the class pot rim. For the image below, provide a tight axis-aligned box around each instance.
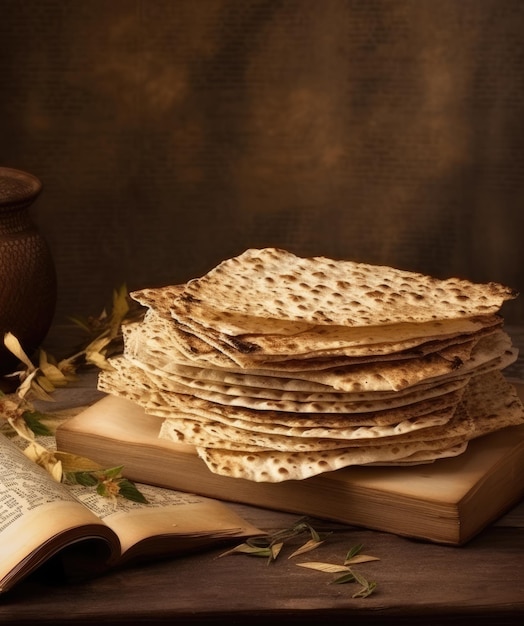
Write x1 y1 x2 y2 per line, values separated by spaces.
0 167 43 209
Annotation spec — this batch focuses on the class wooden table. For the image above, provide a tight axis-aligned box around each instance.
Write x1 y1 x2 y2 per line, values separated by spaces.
1 500 523 625
2 363 524 625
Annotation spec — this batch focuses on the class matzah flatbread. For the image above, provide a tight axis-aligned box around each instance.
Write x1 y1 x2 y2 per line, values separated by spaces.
99 356 463 428
98 248 523 484
158 408 472 453
125 354 471 409
136 284 503 368
191 372 524 481
195 436 469 482
123 318 516 392
177 248 516 328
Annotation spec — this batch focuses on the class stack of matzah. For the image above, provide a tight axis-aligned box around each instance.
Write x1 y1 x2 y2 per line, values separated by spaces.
98 248 524 482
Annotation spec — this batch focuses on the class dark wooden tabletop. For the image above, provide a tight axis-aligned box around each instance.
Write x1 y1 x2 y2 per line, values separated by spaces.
2 338 524 625
1 500 523 626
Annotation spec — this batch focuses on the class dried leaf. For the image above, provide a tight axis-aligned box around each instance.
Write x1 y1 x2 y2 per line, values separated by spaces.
3 332 34 370
54 451 104 473
16 370 38 400
217 542 273 558
23 441 63 482
352 581 377 598
38 351 69 387
20 371 55 402
344 554 380 565
8 414 35 441
296 562 350 574
269 541 284 562
351 570 378 598
34 374 56 393
288 538 325 559
29 383 56 402
109 285 130 337
55 355 79 379
331 568 378 597
84 336 112 369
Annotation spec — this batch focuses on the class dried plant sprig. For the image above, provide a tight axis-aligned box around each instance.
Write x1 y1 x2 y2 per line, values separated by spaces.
0 286 147 504
66 284 143 369
218 517 331 564
23 440 63 483
221 521 379 598
2 285 137 414
65 465 148 504
298 543 379 598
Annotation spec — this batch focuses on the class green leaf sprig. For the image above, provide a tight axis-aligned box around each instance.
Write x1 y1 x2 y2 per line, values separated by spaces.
20 409 54 437
65 465 148 503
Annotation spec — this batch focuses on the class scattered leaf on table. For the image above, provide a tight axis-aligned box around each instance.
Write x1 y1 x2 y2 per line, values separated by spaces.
296 562 350 574
332 571 357 584
269 541 284 562
288 538 325 559
345 544 363 560
217 542 273 558
351 569 378 598
352 580 377 598
344 554 380 565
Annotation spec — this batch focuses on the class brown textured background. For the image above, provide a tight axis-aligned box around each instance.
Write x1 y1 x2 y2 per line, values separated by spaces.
1 0 523 350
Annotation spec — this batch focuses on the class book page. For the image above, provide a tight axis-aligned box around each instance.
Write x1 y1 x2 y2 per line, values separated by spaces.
69 482 262 557
0 434 111 591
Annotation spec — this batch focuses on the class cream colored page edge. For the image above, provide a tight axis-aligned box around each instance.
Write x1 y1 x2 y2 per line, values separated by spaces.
71 483 261 555
0 500 106 588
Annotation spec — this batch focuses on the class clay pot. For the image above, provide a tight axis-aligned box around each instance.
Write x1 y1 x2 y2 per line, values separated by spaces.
0 167 57 376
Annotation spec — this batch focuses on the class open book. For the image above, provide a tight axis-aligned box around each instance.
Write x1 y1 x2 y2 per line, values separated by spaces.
56 388 524 546
0 433 262 594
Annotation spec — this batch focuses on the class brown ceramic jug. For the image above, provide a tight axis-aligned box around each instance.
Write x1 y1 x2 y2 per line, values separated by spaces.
0 167 57 376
